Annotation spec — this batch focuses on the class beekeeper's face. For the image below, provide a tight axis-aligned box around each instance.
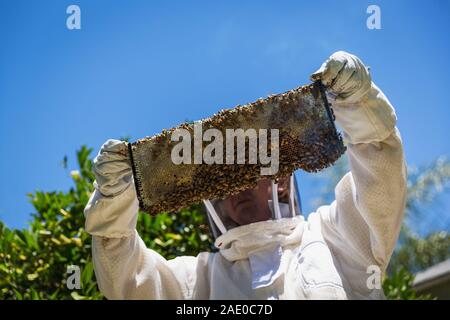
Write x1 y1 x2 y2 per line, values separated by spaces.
223 177 290 226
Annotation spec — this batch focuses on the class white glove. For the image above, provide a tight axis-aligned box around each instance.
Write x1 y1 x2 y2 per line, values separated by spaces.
84 139 139 238
93 139 132 197
310 51 397 144
310 51 372 104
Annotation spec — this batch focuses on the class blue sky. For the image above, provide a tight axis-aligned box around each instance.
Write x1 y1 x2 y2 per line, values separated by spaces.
0 0 449 233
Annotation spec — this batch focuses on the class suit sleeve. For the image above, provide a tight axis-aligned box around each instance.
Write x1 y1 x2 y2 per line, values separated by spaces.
320 82 407 273
84 183 198 299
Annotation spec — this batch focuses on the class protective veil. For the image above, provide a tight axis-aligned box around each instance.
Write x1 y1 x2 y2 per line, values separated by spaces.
84 51 407 300
203 175 302 240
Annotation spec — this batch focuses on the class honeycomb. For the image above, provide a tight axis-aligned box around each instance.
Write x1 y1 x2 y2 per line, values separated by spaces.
128 81 346 215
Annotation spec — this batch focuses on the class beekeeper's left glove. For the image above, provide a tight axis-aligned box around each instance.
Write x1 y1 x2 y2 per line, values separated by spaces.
310 51 397 144
310 50 372 104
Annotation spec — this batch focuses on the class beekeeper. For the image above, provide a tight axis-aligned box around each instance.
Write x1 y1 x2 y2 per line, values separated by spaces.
84 51 407 299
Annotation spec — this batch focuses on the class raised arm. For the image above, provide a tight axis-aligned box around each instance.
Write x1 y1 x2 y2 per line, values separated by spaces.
84 140 197 299
311 52 407 274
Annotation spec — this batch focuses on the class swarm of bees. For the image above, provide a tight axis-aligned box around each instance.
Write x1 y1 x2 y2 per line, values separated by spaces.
129 81 346 215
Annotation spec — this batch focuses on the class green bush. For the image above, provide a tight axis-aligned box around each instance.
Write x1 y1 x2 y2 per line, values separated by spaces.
389 229 450 274
383 268 433 300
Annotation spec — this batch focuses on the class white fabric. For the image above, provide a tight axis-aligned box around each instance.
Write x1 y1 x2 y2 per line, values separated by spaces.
84 139 138 238
312 51 397 144
84 51 407 299
311 51 373 104
248 244 283 289
92 139 133 197
84 185 138 238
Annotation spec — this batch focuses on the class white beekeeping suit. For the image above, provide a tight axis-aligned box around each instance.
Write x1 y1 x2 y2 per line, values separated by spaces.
84 51 407 300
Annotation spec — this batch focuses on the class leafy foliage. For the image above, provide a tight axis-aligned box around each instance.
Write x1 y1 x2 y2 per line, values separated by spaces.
0 146 98 299
407 157 450 214
382 268 433 300
389 228 450 274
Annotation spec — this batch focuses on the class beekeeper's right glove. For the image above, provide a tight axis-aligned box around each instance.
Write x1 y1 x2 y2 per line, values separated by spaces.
92 139 133 197
84 139 139 238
